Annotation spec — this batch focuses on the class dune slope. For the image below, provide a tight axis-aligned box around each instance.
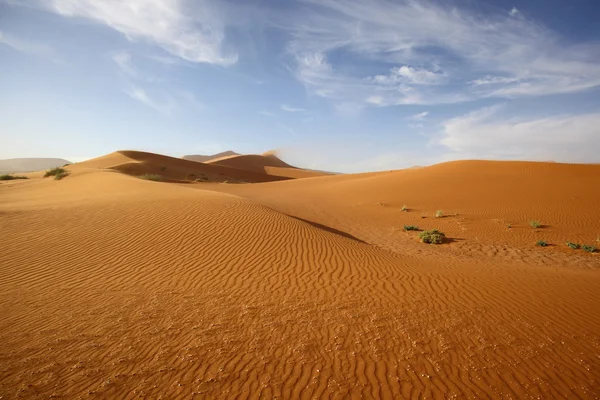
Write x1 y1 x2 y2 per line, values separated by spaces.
209 160 600 262
1 166 599 398
182 151 240 163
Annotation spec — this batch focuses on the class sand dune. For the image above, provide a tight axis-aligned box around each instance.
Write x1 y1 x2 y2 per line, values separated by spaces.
0 157 71 174
206 153 328 179
182 150 240 163
1 155 599 398
71 150 287 183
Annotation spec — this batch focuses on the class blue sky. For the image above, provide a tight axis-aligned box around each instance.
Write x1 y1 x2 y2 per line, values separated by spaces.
1 0 599 172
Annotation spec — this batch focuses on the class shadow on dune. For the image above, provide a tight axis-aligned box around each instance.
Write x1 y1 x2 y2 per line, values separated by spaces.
283 214 367 244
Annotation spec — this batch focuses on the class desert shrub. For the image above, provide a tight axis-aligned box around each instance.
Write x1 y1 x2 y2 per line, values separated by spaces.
419 229 445 244
54 171 69 180
401 205 408 212
435 210 444 218
582 245 597 253
536 240 549 247
160 166 167 172
566 242 580 250
0 174 28 181
529 220 541 228
195 176 208 182
139 174 163 182
403 225 419 231
44 167 67 178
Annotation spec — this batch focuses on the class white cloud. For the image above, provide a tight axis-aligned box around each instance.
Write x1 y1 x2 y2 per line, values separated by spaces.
509 7 520 17
112 51 155 81
410 111 429 120
125 87 175 115
437 106 600 162
0 30 61 63
285 0 600 106
33 0 237 65
259 110 275 117
372 66 444 85
281 104 306 112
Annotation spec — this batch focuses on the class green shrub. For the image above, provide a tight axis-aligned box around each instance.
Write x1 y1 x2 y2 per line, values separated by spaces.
44 167 67 178
139 174 163 182
529 220 541 228
582 245 597 253
419 229 445 244
401 205 408 212
403 225 419 231
54 171 69 180
435 210 444 218
536 240 548 247
566 242 580 250
0 174 28 181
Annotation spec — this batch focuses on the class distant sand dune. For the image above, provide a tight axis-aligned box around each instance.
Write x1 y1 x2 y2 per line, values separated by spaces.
206 153 328 179
182 151 240 163
71 150 287 183
1 155 599 398
0 157 71 174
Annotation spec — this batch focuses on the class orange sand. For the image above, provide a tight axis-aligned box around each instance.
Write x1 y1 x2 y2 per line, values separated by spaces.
1 154 599 399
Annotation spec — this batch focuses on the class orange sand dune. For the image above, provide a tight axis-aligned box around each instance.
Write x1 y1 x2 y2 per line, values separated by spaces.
1 158 600 399
205 153 328 179
210 160 600 261
71 150 287 183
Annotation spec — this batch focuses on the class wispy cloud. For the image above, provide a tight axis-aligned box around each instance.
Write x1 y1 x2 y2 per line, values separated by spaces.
28 0 237 65
410 111 429 121
437 105 600 162
281 104 306 113
125 87 175 115
112 51 155 81
284 0 600 107
0 30 61 63
259 110 275 117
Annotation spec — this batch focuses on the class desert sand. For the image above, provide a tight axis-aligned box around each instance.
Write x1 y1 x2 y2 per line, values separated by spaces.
1 151 599 399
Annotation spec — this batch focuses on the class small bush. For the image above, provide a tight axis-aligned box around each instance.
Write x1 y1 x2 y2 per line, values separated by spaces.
160 166 167 172
529 220 541 228
401 205 408 212
566 242 580 250
435 210 444 218
0 174 28 181
582 245 597 253
403 225 419 231
536 240 549 247
139 174 163 182
195 176 208 182
419 229 445 244
44 167 67 178
54 171 69 180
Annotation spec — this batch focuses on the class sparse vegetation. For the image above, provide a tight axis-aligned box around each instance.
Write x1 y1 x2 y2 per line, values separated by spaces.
566 242 581 250
0 174 28 181
536 240 549 247
435 210 444 218
419 229 445 244
582 245 597 253
54 171 69 180
529 220 541 229
195 176 209 182
507 224 512 229
44 167 67 178
403 225 419 231
139 174 163 182
401 205 408 212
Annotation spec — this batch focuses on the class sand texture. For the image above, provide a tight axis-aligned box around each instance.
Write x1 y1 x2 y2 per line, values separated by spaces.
1 155 599 399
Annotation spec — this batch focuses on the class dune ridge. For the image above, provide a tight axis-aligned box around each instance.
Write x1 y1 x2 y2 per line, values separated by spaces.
182 151 240 163
206 153 328 179
1 154 599 398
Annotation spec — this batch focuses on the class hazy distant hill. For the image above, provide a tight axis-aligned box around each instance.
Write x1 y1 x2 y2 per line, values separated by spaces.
0 158 72 174
182 151 240 163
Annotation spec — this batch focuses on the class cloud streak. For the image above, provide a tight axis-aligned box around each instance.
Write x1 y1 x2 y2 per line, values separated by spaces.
32 0 237 65
285 0 600 107
437 106 600 162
